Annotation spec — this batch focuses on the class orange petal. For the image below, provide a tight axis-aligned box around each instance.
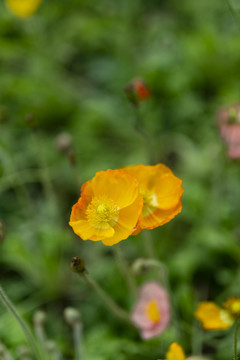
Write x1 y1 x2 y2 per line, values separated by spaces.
102 194 143 246
139 201 182 229
70 202 86 222
223 297 240 318
166 342 185 360
195 302 234 330
155 173 183 210
131 225 142 236
69 220 95 240
91 169 139 209
69 219 115 241
124 164 172 191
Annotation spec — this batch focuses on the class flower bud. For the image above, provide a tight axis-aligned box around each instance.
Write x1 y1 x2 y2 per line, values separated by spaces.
16 345 31 358
132 258 152 276
132 258 163 276
0 343 6 356
25 113 38 130
64 307 82 326
45 340 58 354
67 149 77 166
55 132 72 154
70 256 86 274
125 78 150 106
33 310 47 326
0 106 9 123
217 104 240 159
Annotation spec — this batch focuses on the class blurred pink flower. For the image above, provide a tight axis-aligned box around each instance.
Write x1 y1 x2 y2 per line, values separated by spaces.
217 104 240 159
131 282 170 340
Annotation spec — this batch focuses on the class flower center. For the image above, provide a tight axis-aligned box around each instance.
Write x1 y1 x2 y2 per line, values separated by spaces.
86 197 119 229
220 310 234 324
224 298 240 318
145 300 161 323
140 189 158 217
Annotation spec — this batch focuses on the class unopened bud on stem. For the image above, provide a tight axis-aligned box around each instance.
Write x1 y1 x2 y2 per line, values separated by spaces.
55 132 73 154
70 257 86 274
64 307 82 326
25 113 38 130
33 310 47 326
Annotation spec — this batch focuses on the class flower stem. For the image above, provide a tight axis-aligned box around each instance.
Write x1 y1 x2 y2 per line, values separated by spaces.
234 319 239 360
31 131 59 219
133 106 156 164
81 272 131 324
0 285 42 360
225 0 240 24
113 244 137 296
73 322 84 360
142 230 155 259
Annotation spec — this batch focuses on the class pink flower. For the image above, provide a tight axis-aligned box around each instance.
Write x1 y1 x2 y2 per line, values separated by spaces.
217 104 240 159
131 282 170 340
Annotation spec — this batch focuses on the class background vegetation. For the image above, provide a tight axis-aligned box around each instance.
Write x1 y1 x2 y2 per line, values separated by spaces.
1 0 240 359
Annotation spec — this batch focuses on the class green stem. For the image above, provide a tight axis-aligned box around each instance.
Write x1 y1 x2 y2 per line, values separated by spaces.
0 285 42 360
81 272 130 324
113 244 137 296
33 322 47 359
31 131 58 218
142 230 155 259
73 323 83 360
234 319 239 360
133 106 156 164
225 0 240 24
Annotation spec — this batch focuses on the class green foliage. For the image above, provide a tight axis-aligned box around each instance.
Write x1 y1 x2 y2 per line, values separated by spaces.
1 0 240 359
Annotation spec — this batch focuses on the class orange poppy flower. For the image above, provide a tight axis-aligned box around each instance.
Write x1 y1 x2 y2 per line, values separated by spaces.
69 169 143 246
124 164 183 232
195 300 236 330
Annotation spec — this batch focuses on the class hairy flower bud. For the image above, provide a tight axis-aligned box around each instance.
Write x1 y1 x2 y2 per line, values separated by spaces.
55 132 73 154
125 78 150 106
25 113 38 130
0 106 9 123
64 307 82 326
33 310 47 326
70 256 86 274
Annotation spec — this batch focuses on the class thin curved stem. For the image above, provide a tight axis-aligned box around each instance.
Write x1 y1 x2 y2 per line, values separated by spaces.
233 319 239 360
81 272 131 324
0 285 42 360
225 0 240 24
113 244 137 296
142 230 155 259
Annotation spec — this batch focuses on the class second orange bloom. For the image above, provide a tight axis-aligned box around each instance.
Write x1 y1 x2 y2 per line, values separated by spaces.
124 164 184 233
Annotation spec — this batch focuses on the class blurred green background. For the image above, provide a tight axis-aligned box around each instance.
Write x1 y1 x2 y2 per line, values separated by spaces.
1 0 240 359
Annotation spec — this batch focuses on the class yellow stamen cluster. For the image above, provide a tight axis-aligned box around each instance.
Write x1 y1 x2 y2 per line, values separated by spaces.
140 189 158 217
86 198 119 229
146 300 161 323
223 297 240 318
